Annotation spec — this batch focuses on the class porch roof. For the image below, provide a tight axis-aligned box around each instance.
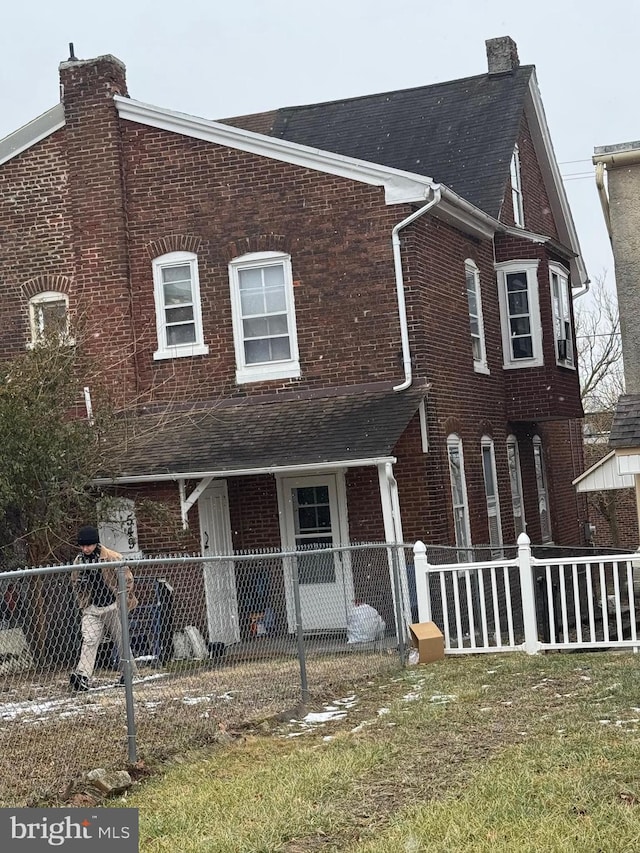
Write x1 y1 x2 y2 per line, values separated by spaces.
572 450 635 492
99 385 426 483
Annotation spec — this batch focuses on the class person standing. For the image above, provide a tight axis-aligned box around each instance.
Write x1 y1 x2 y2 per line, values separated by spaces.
69 525 138 691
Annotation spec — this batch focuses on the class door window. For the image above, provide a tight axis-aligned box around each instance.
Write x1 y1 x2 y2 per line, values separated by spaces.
292 485 335 584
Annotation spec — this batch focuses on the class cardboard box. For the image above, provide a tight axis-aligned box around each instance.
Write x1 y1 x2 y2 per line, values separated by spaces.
409 622 445 663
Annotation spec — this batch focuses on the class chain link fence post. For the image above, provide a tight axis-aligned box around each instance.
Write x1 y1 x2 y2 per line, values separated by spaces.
289 555 309 703
117 562 137 764
390 544 407 665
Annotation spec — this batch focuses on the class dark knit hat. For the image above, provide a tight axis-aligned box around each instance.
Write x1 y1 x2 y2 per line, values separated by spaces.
77 525 100 546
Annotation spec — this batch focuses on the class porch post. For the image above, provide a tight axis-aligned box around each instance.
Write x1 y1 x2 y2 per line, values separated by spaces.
377 463 411 645
413 540 432 623
517 532 540 655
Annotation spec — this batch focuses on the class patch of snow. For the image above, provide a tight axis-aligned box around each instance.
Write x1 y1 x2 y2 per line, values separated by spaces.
303 710 347 724
429 694 456 704
403 692 421 702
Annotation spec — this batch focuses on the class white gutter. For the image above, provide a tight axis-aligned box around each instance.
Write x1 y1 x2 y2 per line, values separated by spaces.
93 455 398 485
594 161 612 240
392 185 443 391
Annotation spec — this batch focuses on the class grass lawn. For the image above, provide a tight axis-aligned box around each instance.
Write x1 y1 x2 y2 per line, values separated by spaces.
121 651 640 852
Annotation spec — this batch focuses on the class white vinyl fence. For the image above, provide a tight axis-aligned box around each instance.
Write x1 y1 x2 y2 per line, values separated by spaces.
413 533 640 655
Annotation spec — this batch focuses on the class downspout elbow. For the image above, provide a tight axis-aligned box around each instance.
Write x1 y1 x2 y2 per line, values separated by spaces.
392 186 442 392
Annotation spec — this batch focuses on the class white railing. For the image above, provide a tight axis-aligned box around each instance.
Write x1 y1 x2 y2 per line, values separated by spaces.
413 533 640 655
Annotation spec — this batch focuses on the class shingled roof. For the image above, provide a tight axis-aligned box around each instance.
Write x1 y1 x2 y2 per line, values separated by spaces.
609 394 640 448
221 66 534 219
105 386 425 481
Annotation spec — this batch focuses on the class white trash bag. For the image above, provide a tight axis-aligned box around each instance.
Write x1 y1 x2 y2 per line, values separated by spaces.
346 602 386 644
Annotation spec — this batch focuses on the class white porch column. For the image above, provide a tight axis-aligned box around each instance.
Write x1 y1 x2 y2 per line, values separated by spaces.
377 462 411 638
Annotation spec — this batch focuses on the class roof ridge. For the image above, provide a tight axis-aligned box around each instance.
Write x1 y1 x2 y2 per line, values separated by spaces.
273 65 535 115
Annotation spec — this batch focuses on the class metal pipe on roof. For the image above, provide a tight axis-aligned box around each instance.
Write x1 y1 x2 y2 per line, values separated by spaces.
391 185 442 392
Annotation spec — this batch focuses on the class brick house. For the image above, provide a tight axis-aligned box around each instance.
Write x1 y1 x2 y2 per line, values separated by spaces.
0 36 589 640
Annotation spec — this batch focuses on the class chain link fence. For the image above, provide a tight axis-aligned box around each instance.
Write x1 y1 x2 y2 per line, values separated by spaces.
0 543 410 806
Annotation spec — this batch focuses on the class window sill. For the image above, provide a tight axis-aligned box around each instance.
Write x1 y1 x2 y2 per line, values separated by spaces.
473 362 490 375
236 361 301 384
153 343 209 361
502 357 544 370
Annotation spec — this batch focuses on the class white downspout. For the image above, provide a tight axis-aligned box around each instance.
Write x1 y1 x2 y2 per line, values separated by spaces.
392 185 442 391
594 161 612 240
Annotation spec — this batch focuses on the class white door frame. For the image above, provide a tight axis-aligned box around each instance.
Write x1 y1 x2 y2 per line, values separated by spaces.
198 480 240 645
276 470 353 633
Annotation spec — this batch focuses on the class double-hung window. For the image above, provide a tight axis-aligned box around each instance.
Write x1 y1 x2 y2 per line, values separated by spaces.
481 436 503 556
506 435 526 538
29 291 71 346
447 434 472 559
550 263 574 367
152 251 208 360
496 261 543 368
510 144 524 227
465 259 488 373
533 436 552 543
229 251 300 384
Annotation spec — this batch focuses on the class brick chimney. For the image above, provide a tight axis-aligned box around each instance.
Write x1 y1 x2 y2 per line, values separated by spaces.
485 36 520 74
58 54 136 401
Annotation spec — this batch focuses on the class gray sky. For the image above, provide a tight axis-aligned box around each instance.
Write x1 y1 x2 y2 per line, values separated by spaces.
1 0 635 290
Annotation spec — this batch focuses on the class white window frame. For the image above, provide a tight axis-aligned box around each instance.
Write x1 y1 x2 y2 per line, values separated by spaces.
533 436 553 544
152 251 209 360
465 259 489 374
447 434 472 557
510 143 525 227
229 251 300 384
481 436 503 556
549 263 575 368
506 434 526 538
28 291 72 347
496 260 543 368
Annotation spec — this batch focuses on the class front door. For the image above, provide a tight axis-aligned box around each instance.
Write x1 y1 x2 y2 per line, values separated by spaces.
279 474 353 633
199 481 240 645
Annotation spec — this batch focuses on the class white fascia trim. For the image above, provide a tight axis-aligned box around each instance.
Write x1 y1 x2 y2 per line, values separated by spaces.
115 95 433 205
525 73 589 290
0 103 65 166
503 225 549 244
436 186 501 239
93 455 398 485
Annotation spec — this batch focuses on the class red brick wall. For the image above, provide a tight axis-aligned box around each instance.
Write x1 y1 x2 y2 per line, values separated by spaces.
0 131 73 357
118 120 406 403
499 113 560 240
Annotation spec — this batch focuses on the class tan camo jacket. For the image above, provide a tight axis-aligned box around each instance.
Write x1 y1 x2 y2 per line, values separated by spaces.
71 545 138 611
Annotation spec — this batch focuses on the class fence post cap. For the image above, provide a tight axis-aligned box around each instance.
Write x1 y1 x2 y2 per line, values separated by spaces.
517 532 531 547
413 540 427 555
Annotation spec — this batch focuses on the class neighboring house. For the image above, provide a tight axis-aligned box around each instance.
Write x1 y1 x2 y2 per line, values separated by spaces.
574 142 640 550
578 412 638 549
0 36 589 640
